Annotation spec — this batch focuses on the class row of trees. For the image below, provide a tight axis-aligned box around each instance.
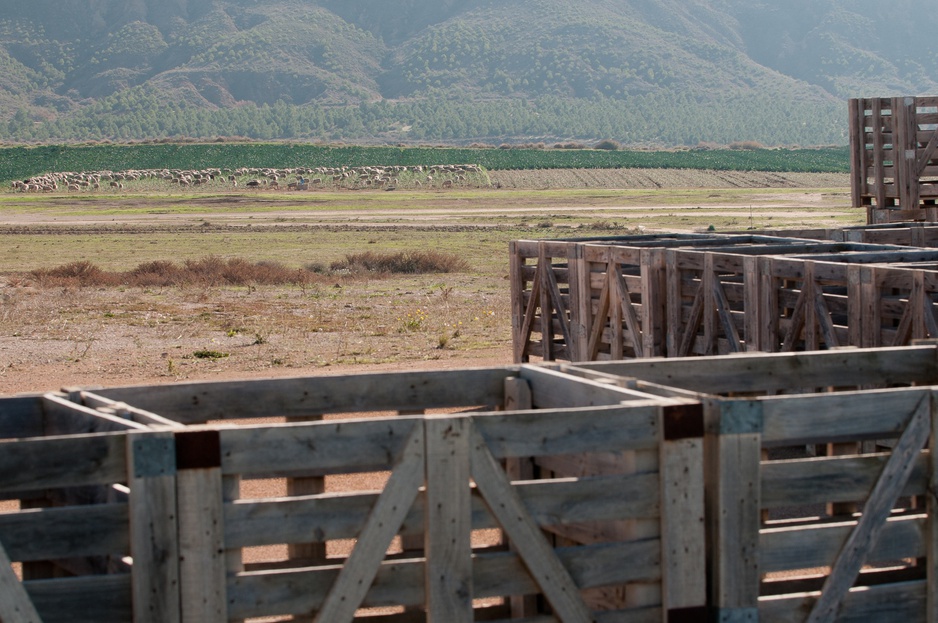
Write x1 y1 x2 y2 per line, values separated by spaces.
2 89 846 146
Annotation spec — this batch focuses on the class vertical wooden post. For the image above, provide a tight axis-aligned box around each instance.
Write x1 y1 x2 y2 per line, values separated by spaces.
873 99 887 215
927 390 938 623
897 97 920 213
567 243 586 362
865 266 882 348
509 241 528 363
576 246 597 363
848 265 864 348
666 250 682 357
849 98 863 209
502 377 539 618
609 261 624 360
913 271 927 342
660 403 707 619
538 242 553 361
804 262 818 351
707 399 762 620
425 417 473 623
703 254 716 355
760 257 778 352
176 430 227 623
743 256 760 352
642 249 667 357
128 430 181 623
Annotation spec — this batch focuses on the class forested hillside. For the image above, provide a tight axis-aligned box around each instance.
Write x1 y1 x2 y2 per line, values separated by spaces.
0 0 934 146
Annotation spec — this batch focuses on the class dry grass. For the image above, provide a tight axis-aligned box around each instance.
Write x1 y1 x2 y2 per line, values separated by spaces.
27 252 471 289
331 250 471 274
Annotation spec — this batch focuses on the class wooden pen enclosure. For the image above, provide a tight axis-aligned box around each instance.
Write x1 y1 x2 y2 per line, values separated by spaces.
850 96 938 223
566 345 938 622
0 366 706 623
512 233 938 363
4 346 938 622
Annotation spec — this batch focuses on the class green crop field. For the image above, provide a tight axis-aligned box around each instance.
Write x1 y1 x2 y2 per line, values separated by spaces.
0 143 850 183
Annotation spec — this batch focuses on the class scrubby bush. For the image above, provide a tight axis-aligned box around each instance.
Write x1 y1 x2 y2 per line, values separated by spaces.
331 251 470 274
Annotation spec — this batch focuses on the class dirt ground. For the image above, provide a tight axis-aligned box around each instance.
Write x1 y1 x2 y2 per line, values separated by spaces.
0 168 855 396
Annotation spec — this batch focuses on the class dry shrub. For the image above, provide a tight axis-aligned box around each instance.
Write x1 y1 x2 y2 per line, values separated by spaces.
29 256 322 289
594 139 621 151
332 251 470 274
30 261 119 287
127 260 185 287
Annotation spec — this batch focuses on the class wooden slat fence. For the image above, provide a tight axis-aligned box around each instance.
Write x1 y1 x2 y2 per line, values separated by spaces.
0 366 707 623
512 234 938 362
567 344 938 622
850 96 938 223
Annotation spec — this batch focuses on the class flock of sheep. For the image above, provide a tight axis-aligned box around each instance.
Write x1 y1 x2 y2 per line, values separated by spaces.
9 164 487 193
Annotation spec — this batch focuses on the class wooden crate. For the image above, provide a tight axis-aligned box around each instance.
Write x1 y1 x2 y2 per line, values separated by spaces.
850 96 938 223
0 366 706 623
566 345 938 623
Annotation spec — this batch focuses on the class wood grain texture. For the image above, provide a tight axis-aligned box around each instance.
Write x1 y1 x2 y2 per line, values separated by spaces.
425 417 472 623
0 537 42 623
313 424 425 623
806 392 931 623
128 430 180 623
469 425 592 623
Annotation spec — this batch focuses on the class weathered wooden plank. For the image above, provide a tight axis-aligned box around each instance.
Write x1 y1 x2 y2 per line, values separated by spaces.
127 430 180 623
228 539 660 620
226 470 658 549
659 432 706 612
539 245 555 361
518 364 661 409
0 432 127 493
710 400 762 612
806 392 931 623
94 368 512 424
573 346 938 395
759 579 926 623
24 574 132 623
177 466 226 623
760 387 929 446
474 404 659 457
314 424 425 623
219 417 420 477
469 425 592 623
79 391 184 429
762 453 927 510
425 417 472 623
929 389 938 623
0 536 43 623
510 241 529 363
641 248 667 358
0 395 44 439
761 514 925 574
42 393 149 435
0 503 127 562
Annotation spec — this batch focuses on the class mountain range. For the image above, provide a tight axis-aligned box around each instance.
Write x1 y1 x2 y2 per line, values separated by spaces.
0 0 935 145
